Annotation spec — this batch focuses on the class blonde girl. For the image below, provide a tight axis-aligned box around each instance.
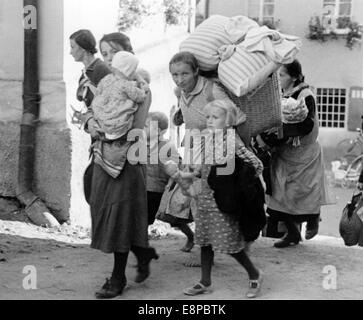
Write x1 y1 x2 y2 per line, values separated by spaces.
183 99 265 298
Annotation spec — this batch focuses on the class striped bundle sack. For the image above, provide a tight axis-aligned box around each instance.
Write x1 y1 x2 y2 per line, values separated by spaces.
218 44 280 97
180 15 231 71
180 15 258 71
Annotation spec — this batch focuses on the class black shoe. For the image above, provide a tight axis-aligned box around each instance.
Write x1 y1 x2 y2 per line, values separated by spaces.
134 247 159 283
95 277 126 299
305 217 320 240
274 233 301 248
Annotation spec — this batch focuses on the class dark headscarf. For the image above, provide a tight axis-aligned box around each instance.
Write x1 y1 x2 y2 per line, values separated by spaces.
70 29 97 54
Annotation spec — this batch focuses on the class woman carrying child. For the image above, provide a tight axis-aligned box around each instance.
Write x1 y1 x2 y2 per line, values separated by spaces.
169 52 264 298
71 31 157 299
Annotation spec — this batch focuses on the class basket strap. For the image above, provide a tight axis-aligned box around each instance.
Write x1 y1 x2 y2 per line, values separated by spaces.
205 80 215 102
297 88 315 100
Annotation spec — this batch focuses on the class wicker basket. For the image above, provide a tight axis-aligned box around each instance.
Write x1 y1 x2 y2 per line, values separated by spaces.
219 72 282 137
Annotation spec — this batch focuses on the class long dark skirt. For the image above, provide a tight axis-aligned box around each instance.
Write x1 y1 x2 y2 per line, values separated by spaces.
266 208 320 224
90 161 149 254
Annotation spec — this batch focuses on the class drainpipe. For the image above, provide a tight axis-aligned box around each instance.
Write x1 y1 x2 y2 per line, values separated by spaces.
17 0 59 227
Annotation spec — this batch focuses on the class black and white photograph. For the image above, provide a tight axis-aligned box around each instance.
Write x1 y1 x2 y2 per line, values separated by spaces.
0 0 363 306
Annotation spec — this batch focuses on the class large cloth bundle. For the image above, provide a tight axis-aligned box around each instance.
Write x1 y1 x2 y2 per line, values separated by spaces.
180 15 259 71
180 15 301 137
181 15 301 97
218 72 282 137
218 44 279 97
217 26 301 97
339 191 363 246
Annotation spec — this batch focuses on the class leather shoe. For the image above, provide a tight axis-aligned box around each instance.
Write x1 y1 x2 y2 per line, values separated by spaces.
95 277 126 299
135 247 159 283
246 270 264 298
305 218 319 240
274 233 301 248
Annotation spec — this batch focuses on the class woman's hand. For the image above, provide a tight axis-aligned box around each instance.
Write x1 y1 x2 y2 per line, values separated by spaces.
70 107 88 125
87 118 101 139
357 182 363 191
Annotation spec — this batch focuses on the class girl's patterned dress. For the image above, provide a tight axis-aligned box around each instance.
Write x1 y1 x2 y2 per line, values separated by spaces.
194 132 263 254
195 162 246 254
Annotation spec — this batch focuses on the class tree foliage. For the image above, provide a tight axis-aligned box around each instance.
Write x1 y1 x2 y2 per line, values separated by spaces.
117 0 150 31
117 0 188 32
163 0 186 26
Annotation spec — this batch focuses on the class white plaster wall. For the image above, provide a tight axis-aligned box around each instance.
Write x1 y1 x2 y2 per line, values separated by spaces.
0 0 24 81
0 0 71 221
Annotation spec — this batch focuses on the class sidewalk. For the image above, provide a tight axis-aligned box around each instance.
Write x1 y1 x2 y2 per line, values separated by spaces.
0 220 362 300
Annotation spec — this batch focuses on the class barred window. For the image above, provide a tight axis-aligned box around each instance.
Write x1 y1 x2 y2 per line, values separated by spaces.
323 0 352 17
316 88 347 128
322 0 352 29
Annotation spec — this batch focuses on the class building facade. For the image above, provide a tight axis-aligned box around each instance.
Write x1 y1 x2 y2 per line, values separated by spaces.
203 0 363 131
0 0 120 227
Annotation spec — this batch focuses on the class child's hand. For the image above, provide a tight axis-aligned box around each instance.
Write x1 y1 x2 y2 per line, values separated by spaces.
179 171 196 180
177 172 200 198
139 81 150 93
71 109 88 124
164 160 179 177
180 184 197 197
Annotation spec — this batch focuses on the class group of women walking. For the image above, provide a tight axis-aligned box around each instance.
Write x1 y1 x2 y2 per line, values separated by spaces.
70 29 330 299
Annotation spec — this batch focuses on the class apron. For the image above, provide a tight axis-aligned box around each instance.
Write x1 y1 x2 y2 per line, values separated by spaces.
267 88 334 215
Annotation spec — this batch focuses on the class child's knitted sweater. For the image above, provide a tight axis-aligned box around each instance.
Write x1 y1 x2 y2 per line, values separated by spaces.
92 73 148 140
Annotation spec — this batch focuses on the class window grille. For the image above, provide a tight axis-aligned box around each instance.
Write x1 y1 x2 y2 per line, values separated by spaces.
316 88 347 128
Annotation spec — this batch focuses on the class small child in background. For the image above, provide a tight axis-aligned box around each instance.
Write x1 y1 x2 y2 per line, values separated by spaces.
145 111 196 253
90 51 150 140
